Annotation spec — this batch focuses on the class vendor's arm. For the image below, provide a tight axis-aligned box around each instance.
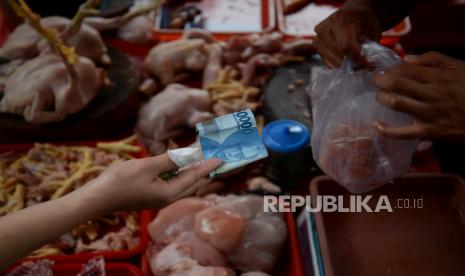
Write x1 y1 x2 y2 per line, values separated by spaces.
0 154 221 269
314 0 417 68
373 52 465 141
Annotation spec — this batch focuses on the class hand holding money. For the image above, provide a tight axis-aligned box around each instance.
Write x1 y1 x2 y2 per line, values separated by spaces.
168 109 268 177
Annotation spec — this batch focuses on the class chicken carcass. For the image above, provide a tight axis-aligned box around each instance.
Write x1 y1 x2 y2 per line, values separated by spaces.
137 84 213 154
116 0 156 45
0 53 105 123
0 16 110 65
0 59 24 93
117 13 155 45
143 39 208 85
143 28 216 86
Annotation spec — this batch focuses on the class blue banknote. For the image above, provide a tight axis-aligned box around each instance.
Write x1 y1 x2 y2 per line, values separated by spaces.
196 109 268 177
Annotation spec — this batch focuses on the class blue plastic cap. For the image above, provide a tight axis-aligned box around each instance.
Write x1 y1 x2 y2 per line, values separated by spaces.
262 119 310 154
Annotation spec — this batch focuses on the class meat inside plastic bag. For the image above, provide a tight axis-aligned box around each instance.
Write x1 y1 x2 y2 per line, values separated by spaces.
309 42 418 193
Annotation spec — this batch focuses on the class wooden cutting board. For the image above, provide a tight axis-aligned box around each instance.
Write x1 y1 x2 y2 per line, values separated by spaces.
0 48 141 143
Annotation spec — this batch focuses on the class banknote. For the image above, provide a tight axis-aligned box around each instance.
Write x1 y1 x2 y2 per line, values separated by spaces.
196 109 268 177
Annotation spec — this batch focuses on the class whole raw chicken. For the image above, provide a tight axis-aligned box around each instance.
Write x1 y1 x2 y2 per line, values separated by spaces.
143 29 218 86
137 84 213 155
147 194 287 275
143 39 208 85
0 53 105 123
0 16 110 64
116 0 156 45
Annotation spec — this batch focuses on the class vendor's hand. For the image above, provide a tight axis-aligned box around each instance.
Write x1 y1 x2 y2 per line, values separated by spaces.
83 154 222 213
314 5 381 68
372 52 465 141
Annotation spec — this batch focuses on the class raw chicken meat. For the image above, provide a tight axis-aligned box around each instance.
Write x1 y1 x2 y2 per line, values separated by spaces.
79 0 162 45
147 195 287 275
220 32 313 88
241 53 279 87
78 256 106 276
75 227 139 253
282 39 314 56
201 195 287 272
137 84 213 154
228 215 287 272
223 32 283 65
83 0 161 32
143 38 208 85
148 197 213 244
116 0 156 45
149 231 228 276
117 13 154 45
0 53 105 123
6 259 54 276
0 16 110 64
142 28 217 86
210 195 269 220
0 59 25 93
203 43 223 87
194 207 246 254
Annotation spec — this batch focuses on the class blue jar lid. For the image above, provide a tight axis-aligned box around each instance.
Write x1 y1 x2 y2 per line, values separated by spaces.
262 119 310 154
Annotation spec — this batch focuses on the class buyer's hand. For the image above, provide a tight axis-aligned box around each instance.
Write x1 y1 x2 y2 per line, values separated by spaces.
314 4 381 68
373 52 465 142
0 154 221 269
84 154 222 213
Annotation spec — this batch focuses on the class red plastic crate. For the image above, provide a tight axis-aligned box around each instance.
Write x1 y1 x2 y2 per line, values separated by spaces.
140 210 305 276
152 0 276 42
0 141 151 264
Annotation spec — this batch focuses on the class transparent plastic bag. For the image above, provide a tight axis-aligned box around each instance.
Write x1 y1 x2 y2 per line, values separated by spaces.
309 42 418 193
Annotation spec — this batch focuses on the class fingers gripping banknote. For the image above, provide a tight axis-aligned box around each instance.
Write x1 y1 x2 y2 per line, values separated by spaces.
196 109 268 177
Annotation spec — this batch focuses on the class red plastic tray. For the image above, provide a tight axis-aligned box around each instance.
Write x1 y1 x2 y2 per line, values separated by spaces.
140 210 305 276
310 174 465 276
152 0 276 41
0 141 151 263
275 0 411 46
7 262 143 276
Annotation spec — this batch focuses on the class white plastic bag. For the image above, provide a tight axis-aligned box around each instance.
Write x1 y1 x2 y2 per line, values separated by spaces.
309 42 418 193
